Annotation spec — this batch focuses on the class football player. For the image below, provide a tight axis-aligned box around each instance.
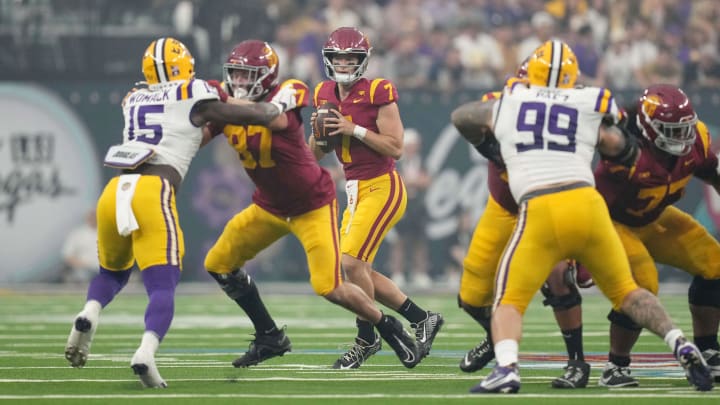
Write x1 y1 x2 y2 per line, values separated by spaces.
452 39 712 393
457 60 592 389
308 27 443 369
203 39 423 370
593 84 720 387
64 37 298 388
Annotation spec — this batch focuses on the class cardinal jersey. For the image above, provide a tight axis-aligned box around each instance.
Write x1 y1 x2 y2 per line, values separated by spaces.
222 80 335 217
493 85 621 202
313 78 398 180
122 79 219 179
480 90 520 214
596 119 718 227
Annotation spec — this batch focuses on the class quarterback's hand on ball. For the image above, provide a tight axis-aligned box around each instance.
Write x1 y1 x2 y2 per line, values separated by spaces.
324 109 354 137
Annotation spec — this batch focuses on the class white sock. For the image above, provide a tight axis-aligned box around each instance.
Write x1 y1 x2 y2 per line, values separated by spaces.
82 300 102 320
664 328 684 351
139 331 160 355
494 339 519 367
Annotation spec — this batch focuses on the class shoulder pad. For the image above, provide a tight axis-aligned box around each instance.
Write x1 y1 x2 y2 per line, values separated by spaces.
369 78 398 105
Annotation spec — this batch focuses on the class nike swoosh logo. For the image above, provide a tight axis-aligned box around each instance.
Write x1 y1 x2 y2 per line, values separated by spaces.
394 336 416 363
353 98 363 103
462 354 473 368
419 328 428 343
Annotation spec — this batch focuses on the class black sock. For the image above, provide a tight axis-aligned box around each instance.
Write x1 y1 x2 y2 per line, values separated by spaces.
356 318 375 342
234 281 277 335
397 298 427 324
694 334 720 352
609 353 631 367
561 326 584 361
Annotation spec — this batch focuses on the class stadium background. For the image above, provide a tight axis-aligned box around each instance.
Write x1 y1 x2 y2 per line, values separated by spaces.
1 0 719 284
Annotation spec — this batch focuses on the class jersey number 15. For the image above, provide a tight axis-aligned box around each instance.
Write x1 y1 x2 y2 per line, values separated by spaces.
128 105 164 145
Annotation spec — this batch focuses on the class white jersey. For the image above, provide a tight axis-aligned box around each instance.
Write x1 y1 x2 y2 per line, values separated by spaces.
119 79 219 179
492 84 621 202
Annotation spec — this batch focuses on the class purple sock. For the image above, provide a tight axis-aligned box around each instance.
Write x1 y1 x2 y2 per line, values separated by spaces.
86 267 132 307
142 264 180 341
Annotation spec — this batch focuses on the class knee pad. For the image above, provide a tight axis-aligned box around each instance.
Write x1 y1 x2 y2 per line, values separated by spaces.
541 286 582 310
209 269 253 300
607 309 642 331
688 276 720 308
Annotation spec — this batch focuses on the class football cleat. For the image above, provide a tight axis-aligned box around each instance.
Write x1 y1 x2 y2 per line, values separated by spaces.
460 338 495 373
64 314 98 368
332 335 382 369
376 315 423 368
598 362 639 388
702 349 720 383
411 311 444 357
470 363 521 394
232 327 292 368
131 348 167 388
674 338 713 391
552 359 590 389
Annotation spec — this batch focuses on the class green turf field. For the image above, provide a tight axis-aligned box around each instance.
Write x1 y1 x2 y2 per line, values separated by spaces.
0 285 718 404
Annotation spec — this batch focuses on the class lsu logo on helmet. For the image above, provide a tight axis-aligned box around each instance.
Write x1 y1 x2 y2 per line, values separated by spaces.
142 37 195 84
527 40 579 89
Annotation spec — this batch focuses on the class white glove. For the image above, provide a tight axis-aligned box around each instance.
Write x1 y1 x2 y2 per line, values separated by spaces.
269 85 298 114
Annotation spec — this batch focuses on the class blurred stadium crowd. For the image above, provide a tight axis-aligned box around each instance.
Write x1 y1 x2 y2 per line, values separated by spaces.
1 0 719 90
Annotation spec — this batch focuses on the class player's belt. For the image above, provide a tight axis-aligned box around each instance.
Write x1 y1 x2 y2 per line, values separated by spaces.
123 163 182 191
519 181 592 204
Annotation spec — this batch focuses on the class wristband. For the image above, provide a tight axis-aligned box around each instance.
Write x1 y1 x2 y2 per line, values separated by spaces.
353 125 368 140
270 101 287 114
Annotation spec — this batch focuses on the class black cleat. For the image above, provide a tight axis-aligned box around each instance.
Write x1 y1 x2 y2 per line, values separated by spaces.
411 311 444 357
332 335 382 369
232 328 292 368
460 338 495 372
552 359 590 388
702 349 720 383
598 362 639 388
376 315 422 368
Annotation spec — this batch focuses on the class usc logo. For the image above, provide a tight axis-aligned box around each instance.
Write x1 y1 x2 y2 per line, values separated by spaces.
642 95 663 116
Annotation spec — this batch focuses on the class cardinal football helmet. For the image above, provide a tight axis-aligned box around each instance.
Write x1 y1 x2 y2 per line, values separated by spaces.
637 84 697 156
516 56 530 79
322 27 372 84
223 40 280 100
527 40 579 88
142 37 195 84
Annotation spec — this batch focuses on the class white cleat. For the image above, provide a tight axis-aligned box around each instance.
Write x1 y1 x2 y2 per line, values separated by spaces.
131 349 167 388
64 314 98 368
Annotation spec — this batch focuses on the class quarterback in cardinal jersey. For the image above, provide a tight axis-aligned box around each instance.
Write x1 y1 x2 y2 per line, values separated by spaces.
309 26 443 370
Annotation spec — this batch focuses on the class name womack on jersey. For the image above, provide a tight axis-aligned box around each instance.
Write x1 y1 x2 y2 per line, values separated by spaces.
126 90 171 104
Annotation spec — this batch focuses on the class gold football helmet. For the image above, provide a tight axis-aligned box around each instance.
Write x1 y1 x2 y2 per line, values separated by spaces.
527 40 579 89
142 37 195 84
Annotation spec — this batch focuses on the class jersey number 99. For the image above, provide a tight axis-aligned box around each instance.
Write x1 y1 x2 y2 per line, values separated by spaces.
516 102 578 153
